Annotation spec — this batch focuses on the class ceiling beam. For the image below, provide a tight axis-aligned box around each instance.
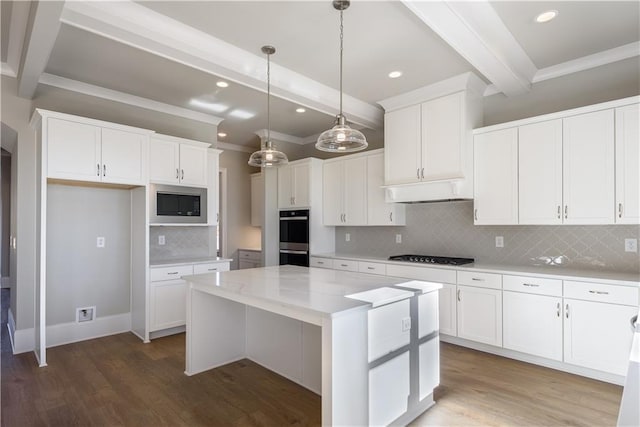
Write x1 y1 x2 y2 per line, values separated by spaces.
1 0 30 78
17 1 65 98
60 0 383 130
401 0 537 97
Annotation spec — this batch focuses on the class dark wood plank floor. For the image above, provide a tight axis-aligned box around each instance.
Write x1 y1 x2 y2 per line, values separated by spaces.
1 289 623 426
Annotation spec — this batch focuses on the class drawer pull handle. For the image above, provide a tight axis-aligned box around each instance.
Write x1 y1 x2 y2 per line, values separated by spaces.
457 289 461 302
556 302 560 317
523 283 540 287
474 209 478 221
588 290 609 295
557 205 561 219
103 164 106 177
367 267 375 270
565 304 569 319
471 278 484 281
181 169 184 180
317 261 324 264
176 168 179 179
340 264 348 267
207 268 218 271
619 203 623 218
564 205 568 219
97 163 101 176
416 168 420 179
167 272 179 275
390 212 393 222
421 168 425 179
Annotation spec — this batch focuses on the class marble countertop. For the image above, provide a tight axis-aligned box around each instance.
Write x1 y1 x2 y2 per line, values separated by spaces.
183 265 426 320
311 253 640 286
150 257 233 268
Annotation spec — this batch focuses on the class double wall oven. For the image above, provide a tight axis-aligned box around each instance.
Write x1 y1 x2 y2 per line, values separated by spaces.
279 209 309 267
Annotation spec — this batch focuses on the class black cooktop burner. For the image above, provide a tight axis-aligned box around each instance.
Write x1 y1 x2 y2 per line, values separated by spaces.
388 254 475 266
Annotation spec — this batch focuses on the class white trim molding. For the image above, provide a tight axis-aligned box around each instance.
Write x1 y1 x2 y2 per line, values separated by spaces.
39 73 224 126
254 129 306 146
215 142 254 153
7 308 35 355
46 312 132 349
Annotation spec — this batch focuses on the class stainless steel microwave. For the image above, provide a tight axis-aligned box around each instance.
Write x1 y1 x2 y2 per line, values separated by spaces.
149 184 208 224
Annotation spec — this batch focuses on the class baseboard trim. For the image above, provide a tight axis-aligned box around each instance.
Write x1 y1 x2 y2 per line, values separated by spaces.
150 325 185 340
8 309 36 354
46 313 132 348
440 335 625 385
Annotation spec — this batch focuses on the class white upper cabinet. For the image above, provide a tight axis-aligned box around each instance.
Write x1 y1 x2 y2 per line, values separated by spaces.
384 104 421 185
46 116 148 186
278 160 312 209
473 128 518 225
323 157 367 226
615 104 639 224
367 153 406 226
563 109 615 224
149 135 210 187
518 120 563 224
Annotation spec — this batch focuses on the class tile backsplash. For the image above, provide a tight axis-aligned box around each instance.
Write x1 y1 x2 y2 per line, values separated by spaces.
335 201 640 274
150 226 217 262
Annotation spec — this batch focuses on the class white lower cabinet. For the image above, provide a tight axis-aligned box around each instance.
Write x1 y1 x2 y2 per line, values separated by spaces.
150 279 188 331
438 283 457 336
503 291 563 361
456 285 502 346
369 351 410 426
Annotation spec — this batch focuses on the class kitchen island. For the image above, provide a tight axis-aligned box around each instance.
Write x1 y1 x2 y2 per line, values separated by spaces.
183 265 442 426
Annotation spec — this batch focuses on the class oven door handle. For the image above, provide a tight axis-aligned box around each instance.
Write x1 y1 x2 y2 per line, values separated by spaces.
280 216 308 221
279 249 308 255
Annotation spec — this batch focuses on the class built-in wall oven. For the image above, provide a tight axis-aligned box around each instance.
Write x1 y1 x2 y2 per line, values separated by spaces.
149 184 208 224
279 209 309 267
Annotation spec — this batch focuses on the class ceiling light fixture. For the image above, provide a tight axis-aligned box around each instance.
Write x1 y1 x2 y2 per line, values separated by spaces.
217 132 227 138
535 10 558 23
316 0 368 153
216 81 229 88
248 46 289 168
296 107 306 113
388 71 403 79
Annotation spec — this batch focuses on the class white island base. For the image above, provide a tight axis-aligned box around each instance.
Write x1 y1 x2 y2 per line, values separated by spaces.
184 266 441 426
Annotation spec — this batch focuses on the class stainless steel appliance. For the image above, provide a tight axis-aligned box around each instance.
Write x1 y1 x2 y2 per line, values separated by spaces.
279 209 309 267
617 313 640 426
388 254 474 266
150 184 207 224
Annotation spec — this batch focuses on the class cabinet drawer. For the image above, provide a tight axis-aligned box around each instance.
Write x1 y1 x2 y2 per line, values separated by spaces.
193 262 230 274
150 265 194 282
239 250 261 262
358 261 387 275
563 281 638 306
457 271 502 289
333 259 358 272
386 264 456 284
503 275 562 297
310 257 334 269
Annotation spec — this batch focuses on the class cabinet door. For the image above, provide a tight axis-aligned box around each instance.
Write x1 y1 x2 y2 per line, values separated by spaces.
367 153 405 225
292 163 310 207
277 166 293 209
457 285 502 346
149 139 180 184
473 128 518 224
438 283 457 336
422 92 464 181
384 104 421 185
179 144 208 187
615 104 639 224
150 280 187 331
518 120 563 224
563 110 615 224
344 156 367 225
503 291 562 361
101 128 146 185
47 118 101 182
251 173 264 227
564 299 636 376
322 161 344 225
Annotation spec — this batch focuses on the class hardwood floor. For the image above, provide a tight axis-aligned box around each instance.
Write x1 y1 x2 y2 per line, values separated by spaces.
1 291 623 426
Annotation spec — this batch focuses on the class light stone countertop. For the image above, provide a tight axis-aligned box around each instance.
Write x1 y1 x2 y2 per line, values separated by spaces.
311 253 640 287
183 265 425 320
150 257 233 268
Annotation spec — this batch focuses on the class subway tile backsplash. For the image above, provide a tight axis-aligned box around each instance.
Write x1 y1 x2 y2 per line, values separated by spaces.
335 201 640 274
149 226 217 262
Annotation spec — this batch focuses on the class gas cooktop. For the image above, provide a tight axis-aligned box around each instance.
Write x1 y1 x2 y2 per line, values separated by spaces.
388 254 475 266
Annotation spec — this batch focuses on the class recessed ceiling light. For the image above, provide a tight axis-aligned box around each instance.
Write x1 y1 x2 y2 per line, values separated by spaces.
228 109 255 120
535 10 558 23
216 81 229 88
296 108 306 113
189 99 229 113
388 71 403 79
217 132 227 138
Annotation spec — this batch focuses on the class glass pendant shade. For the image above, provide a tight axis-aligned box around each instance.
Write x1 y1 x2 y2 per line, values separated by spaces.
316 114 367 152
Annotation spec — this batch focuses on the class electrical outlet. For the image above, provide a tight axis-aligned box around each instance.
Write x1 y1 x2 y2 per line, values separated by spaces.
158 235 166 245
76 306 95 323
96 237 105 248
345 233 350 242
396 234 402 244
495 236 504 248
625 238 638 253
401 317 411 332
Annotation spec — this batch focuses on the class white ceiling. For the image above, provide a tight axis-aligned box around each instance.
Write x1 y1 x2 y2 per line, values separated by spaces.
3 1 639 150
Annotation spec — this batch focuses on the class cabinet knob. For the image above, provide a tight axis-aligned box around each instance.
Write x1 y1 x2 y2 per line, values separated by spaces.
103 164 106 177
556 302 560 317
421 168 424 179
457 289 461 302
181 169 184 180
176 168 179 179
564 205 568 219
557 205 561 219
619 203 623 218
474 209 478 221
389 212 393 222
416 168 420 180
565 303 569 319
97 164 100 176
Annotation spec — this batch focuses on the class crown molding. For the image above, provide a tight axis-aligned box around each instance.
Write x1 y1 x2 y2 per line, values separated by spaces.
60 0 383 130
215 141 254 153
254 129 307 145
39 73 224 126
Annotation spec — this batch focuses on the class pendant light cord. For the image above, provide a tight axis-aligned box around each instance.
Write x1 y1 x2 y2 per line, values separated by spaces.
266 51 272 150
339 8 344 117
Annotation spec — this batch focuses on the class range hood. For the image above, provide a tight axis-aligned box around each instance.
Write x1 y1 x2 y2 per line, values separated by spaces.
383 178 473 204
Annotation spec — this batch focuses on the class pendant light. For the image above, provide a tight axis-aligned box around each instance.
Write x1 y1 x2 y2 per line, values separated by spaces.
248 46 289 168
316 0 368 153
